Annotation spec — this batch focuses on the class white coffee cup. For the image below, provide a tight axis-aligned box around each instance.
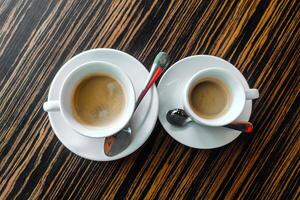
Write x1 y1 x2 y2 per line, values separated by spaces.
183 68 259 126
43 61 135 138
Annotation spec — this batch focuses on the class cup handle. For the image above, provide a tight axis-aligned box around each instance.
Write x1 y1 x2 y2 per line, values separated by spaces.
43 101 60 112
245 89 259 100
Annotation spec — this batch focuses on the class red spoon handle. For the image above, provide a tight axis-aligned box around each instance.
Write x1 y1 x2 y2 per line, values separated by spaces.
135 66 164 110
224 121 253 133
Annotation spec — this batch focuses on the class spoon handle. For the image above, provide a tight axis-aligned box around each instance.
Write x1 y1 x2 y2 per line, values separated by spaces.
135 66 164 110
134 52 168 110
224 121 253 133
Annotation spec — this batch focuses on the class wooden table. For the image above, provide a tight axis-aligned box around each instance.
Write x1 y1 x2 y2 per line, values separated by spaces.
1 0 299 199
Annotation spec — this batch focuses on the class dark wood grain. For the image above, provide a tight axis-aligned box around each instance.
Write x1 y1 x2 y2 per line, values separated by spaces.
0 0 299 199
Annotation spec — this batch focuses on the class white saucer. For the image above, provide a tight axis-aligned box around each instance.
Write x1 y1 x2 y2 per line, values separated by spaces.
158 55 252 149
47 48 159 161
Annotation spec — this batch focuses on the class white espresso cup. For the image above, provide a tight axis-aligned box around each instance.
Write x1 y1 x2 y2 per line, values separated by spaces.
183 68 259 127
43 61 135 138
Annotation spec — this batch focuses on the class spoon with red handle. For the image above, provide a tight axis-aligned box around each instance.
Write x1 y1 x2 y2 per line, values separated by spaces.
166 108 253 133
104 52 169 156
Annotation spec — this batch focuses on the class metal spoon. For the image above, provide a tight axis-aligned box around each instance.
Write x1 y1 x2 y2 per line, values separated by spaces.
104 52 169 156
166 108 253 133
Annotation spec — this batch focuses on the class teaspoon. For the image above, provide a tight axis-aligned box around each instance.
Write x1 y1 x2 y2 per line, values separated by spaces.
104 52 169 156
166 108 253 133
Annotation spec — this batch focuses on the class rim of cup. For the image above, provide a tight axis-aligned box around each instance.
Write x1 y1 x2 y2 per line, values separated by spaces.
59 61 136 138
183 68 246 126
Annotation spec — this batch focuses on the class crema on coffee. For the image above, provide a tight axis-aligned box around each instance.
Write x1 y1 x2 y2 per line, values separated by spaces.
72 74 126 127
189 78 231 119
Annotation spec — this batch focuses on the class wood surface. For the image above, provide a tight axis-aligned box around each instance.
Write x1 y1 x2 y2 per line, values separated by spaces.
0 0 299 199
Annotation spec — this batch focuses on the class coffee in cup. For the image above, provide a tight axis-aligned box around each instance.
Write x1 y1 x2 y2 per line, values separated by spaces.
43 61 136 138
189 78 231 119
183 68 259 126
72 74 126 127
